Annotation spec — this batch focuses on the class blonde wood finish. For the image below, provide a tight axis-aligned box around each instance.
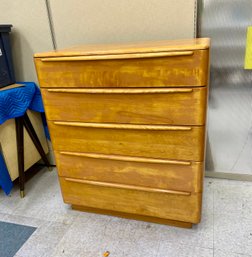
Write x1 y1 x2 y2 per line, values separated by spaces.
42 87 207 125
53 121 192 131
59 151 191 165
48 121 205 161
34 38 210 58
40 51 194 61
72 205 193 229
47 88 194 94
65 177 190 196
34 50 209 88
35 38 210 226
55 151 203 193
59 177 202 223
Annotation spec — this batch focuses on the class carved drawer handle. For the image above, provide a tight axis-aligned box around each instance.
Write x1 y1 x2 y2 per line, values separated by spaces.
41 51 194 62
47 88 193 94
60 151 191 166
53 121 192 131
64 177 191 196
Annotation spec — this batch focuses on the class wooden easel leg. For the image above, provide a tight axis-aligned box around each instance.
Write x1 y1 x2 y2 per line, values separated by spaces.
23 112 51 170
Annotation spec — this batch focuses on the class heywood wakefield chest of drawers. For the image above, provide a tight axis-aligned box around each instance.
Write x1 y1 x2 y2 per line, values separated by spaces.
34 38 210 228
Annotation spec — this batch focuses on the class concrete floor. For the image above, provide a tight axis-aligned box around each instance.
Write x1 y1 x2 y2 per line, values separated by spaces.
0 168 252 257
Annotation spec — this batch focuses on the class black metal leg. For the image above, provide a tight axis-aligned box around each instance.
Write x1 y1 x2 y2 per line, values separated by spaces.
15 116 25 198
23 113 51 168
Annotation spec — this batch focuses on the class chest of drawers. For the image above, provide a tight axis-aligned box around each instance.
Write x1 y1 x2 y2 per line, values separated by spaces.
34 38 210 228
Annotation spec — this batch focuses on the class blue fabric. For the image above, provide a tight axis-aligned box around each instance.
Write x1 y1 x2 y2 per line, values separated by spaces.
0 82 44 124
41 113 50 140
0 154 13 195
27 83 44 113
0 82 47 195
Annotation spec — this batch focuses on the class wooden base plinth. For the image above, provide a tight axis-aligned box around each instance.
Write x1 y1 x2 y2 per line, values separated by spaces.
72 205 193 228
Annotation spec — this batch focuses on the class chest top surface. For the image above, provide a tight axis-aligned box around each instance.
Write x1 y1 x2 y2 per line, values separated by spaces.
34 38 210 59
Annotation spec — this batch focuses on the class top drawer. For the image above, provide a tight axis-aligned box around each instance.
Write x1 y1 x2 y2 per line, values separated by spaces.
34 50 209 88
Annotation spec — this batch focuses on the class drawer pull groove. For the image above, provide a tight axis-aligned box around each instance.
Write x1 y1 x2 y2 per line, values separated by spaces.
53 121 192 131
60 151 191 166
64 178 191 196
47 88 193 94
41 51 194 62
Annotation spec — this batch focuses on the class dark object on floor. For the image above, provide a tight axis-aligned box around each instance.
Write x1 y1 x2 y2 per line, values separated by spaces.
0 221 36 257
0 25 15 88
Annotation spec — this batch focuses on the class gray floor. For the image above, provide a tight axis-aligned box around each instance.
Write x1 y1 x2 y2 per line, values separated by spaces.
0 168 252 257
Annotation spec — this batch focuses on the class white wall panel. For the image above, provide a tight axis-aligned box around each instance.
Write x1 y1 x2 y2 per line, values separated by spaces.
49 0 197 49
0 0 54 82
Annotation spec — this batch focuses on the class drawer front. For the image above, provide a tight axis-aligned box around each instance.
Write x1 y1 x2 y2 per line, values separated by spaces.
55 151 203 193
49 121 205 161
42 87 207 125
35 50 209 88
59 177 202 223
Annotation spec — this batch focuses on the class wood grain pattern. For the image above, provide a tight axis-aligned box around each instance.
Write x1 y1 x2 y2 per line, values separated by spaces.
35 38 210 226
34 38 210 58
59 177 202 223
47 88 194 93
40 51 194 61
35 50 209 88
72 205 193 228
42 87 207 125
48 121 205 161
55 151 203 193
53 121 192 131
59 151 191 165
65 177 190 195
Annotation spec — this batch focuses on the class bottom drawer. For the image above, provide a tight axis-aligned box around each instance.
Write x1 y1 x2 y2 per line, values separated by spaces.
55 151 203 193
59 177 202 223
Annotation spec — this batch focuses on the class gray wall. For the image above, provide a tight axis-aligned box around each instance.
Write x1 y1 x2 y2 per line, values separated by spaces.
49 0 196 48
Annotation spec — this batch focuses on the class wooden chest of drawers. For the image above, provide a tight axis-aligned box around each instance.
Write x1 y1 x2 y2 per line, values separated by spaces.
34 38 210 228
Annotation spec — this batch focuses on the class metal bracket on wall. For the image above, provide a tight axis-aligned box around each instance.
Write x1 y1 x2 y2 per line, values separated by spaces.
45 0 57 50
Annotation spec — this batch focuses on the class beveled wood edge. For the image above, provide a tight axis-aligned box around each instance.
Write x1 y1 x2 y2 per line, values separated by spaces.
59 151 191 166
34 38 210 58
64 177 191 196
40 51 194 62
72 205 193 228
53 121 192 131
47 88 194 94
